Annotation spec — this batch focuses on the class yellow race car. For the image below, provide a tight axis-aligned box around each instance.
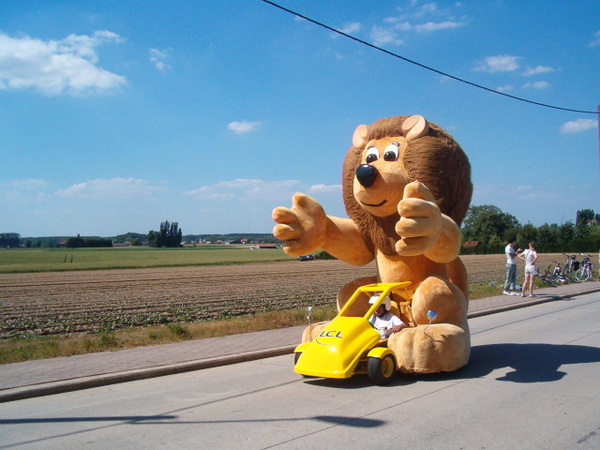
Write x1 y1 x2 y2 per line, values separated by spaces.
293 282 414 385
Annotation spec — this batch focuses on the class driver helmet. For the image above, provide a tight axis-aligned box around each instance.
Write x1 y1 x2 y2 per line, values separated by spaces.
368 292 391 311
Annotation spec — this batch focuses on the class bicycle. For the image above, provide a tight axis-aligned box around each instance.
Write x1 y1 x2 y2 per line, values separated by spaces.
536 265 560 287
560 255 580 283
575 254 594 282
551 261 570 285
563 253 580 275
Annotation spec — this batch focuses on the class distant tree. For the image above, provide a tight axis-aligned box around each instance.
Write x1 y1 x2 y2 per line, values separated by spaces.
537 223 559 251
461 205 520 248
0 233 21 248
519 223 538 245
575 209 595 239
558 221 575 246
65 234 85 248
148 230 157 247
148 221 182 247
576 209 595 226
85 238 113 248
114 232 147 245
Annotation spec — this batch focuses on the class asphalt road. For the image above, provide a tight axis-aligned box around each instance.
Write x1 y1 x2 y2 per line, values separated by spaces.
1 292 600 450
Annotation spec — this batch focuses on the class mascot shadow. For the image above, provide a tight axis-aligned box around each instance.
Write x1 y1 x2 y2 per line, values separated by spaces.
455 342 600 383
305 342 600 388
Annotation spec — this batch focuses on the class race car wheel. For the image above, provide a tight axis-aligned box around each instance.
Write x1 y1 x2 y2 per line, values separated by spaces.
294 352 302 365
367 354 396 386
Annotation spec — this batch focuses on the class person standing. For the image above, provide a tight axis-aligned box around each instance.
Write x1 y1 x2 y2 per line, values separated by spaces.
518 241 538 297
503 237 522 295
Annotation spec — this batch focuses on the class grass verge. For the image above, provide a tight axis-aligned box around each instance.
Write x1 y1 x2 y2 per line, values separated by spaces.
0 305 338 365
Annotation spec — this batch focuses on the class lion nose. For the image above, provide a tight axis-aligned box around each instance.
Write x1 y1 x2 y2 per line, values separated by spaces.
356 164 378 187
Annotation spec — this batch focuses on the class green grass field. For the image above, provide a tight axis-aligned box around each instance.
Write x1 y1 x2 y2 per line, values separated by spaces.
0 245 295 273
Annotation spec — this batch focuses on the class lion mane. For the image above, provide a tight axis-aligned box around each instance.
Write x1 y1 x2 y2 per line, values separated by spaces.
342 115 472 258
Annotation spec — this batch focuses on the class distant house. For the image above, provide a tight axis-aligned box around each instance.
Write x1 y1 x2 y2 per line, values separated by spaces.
112 242 132 247
257 243 278 249
463 240 480 248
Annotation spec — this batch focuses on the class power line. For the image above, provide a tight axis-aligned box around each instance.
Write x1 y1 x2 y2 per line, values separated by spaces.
260 0 598 116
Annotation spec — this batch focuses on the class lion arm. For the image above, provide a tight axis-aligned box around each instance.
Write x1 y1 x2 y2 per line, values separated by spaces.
322 215 374 266
272 193 373 265
423 213 461 264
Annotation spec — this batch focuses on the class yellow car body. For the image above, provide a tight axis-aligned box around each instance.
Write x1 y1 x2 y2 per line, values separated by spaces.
293 282 412 385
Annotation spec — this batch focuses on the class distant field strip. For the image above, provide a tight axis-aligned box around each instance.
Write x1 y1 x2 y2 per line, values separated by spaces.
0 246 292 273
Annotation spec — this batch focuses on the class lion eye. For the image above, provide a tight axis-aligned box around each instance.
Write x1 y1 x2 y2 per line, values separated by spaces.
365 146 379 164
383 142 400 161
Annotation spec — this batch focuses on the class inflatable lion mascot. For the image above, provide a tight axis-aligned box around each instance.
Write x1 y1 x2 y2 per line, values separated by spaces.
273 115 472 374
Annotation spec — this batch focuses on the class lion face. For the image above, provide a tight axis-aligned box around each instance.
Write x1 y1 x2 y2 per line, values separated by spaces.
353 136 410 218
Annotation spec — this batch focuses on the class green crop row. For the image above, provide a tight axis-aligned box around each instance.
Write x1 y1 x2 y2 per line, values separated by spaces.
0 245 295 273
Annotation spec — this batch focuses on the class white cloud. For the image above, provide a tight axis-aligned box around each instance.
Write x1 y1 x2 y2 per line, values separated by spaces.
0 178 49 203
415 2 438 17
383 17 413 31
1 179 47 189
523 65 554 76
185 179 302 201
370 26 404 46
523 80 550 89
368 3 465 48
307 184 342 196
227 120 262 134
470 183 577 225
338 22 361 35
415 21 466 32
393 21 414 31
150 48 171 71
56 178 163 199
589 31 600 47
474 55 521 73
0 31 126 96
496 85 514 93
559 118 598 134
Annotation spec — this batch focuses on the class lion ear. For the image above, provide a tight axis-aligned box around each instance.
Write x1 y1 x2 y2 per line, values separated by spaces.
402 115 429 141
352 124 369 148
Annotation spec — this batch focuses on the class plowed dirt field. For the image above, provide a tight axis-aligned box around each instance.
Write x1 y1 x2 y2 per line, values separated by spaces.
0 253 564 339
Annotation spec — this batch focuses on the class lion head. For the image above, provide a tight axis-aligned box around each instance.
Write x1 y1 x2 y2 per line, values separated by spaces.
342 115 472 257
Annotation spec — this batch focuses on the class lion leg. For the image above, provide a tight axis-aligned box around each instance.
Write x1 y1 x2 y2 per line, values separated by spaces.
388 275 470 373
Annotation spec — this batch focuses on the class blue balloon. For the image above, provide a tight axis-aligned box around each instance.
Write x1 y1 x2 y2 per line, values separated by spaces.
426 310 438 321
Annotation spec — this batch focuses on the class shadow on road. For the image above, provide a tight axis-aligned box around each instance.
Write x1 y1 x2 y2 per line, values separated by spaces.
448 343 600 383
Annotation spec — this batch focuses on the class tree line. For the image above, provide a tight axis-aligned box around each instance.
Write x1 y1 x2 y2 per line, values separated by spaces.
461 206 600 254
4 208 599 253
64 234 113 248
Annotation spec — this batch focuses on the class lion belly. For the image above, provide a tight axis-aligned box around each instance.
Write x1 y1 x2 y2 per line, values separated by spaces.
376 251 447 293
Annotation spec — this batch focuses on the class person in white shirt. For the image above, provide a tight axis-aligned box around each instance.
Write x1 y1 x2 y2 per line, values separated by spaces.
368 293 408 340
503 237 522 295
518 241 539 297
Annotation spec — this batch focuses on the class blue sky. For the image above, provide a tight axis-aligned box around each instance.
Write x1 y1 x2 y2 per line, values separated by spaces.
1 0 599 237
